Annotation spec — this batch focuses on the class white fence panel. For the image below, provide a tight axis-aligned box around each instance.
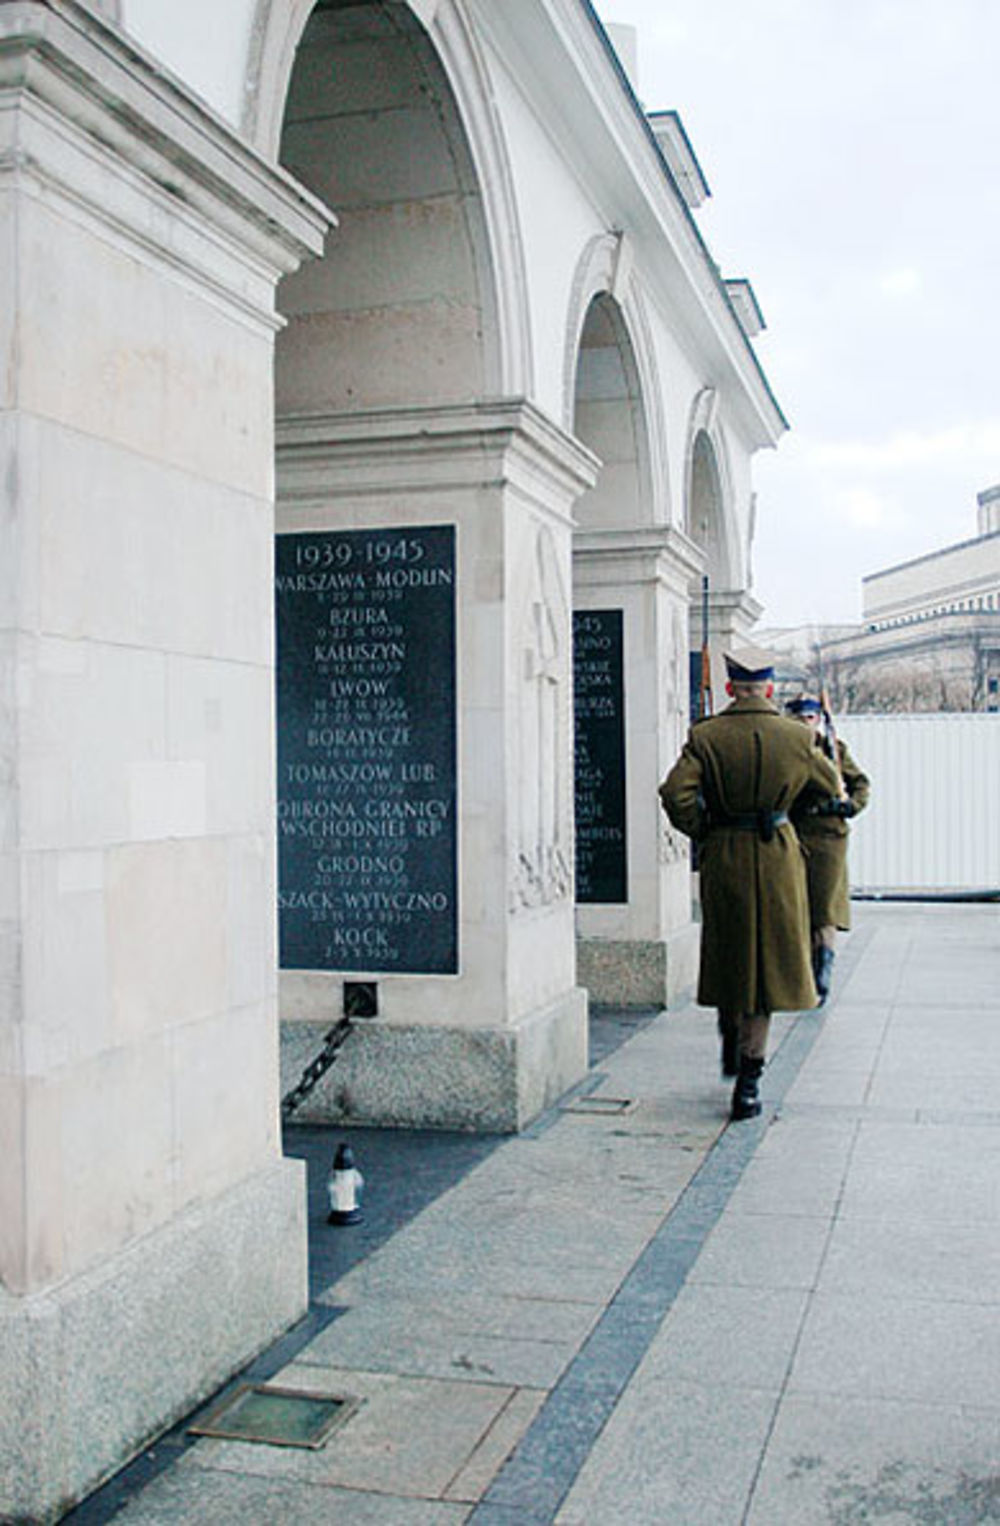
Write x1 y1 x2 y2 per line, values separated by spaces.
834 712 1000 894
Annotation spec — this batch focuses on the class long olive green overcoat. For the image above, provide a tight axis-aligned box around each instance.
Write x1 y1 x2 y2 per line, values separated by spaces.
792 738 871 931
660 696 842 1015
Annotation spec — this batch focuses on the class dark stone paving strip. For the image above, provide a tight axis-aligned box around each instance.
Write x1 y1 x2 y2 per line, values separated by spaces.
469 926 876 1526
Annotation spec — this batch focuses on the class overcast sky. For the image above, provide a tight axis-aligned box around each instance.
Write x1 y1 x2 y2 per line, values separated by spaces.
594 0 1000 628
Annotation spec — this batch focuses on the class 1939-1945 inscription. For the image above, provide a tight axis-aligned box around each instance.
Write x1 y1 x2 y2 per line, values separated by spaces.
573 609 627 903
275 526 457 974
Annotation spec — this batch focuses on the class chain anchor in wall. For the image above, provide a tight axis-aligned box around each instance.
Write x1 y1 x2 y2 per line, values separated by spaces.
280 1016 355 1122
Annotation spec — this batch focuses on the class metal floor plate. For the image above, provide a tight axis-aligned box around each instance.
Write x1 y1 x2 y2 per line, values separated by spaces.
561 1095 634 1116
188 1384 360 1449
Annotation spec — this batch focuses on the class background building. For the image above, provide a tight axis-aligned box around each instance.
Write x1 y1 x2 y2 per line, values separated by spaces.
760 485 1000 712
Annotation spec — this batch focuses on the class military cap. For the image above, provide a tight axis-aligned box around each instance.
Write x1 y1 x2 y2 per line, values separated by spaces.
785 693 822 716
723 644 777 682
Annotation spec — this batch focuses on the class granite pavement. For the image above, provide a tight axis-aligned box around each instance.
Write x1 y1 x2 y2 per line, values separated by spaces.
66 901 1000 1525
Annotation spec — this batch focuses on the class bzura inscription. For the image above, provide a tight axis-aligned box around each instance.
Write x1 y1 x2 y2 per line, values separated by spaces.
275 526 457 973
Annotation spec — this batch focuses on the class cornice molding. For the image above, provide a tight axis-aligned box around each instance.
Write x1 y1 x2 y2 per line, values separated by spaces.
470 0 786 448
1 0 331 299
573 524 705 591
276 399 600 507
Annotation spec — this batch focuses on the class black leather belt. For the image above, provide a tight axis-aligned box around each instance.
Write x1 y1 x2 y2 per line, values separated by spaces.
712 810 789 843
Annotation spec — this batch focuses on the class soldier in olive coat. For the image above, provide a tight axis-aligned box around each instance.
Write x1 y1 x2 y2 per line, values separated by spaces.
660 647 842 1120
786 694 870 1003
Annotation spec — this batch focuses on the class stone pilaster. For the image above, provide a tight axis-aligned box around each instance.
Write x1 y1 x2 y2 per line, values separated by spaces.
0 4 330 1517
573 527 702 1008
275 400 599 1130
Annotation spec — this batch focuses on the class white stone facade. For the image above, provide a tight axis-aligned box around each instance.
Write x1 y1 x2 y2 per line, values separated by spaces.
1 1 783 1514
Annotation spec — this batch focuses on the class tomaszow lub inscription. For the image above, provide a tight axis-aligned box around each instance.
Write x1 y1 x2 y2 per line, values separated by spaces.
275 526 457 973
573 609 627 903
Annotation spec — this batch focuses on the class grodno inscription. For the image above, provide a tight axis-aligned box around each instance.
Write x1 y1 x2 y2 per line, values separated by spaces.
275 526 457 973
573 609 627 903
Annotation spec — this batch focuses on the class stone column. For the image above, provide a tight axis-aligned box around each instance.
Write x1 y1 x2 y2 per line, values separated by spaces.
573 528 701 1008
0 5 330 1517
275 401 598 1132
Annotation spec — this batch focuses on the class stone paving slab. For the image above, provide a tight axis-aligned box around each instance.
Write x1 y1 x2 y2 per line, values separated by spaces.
554 1378 780 1526
782 1066 875 1107
748 1111 860 1165
632 1281 811 1392
788 1292 1000 1408
106 1462 472 1526
746 1393 1000 1525
877 1008 1000 1061
181 1362 517 1498
461 1109 717 1197
866 1070 1000 1112
723 1144 852 1217
803 1026 886 1067
297 1292 598 1388
442 1388 546 1504
326 1199 664 1305
894 958 998 1003
837 1120 1000 1224
819 1213 1000 1301
686 1209 832 1290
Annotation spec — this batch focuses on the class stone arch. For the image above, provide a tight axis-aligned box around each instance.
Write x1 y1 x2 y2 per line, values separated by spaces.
247 0 531 398
565 235 664 529
684 387 740 589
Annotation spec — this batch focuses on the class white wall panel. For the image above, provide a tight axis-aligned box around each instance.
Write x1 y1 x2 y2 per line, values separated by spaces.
837 713 1000 894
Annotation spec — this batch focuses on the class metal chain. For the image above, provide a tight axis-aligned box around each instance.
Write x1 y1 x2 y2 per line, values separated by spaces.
281 1016 354 1121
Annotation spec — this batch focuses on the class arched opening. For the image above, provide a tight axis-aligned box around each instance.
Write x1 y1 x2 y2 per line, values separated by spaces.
270 1 501 1068
688 429 723 565
569 291 651 914
275 0 496 414
568 286 696 1009
686 426 728 718
572 292 650 530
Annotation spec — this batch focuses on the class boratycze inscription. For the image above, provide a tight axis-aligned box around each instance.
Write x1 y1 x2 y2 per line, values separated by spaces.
275 526 457 974
573 609 627 904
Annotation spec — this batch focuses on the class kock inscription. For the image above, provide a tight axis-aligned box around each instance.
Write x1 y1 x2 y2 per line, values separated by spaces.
573 609 627 903
275 525 457 973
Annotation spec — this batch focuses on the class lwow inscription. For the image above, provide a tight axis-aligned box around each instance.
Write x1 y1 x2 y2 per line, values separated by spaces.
275 526 457 973
573 609 627 904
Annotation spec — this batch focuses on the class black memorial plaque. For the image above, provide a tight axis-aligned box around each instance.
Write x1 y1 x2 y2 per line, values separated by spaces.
573 609 627 903
275 526 457 973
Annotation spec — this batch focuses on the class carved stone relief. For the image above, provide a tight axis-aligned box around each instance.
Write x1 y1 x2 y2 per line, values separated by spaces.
510 526 572 911
658 602 690 865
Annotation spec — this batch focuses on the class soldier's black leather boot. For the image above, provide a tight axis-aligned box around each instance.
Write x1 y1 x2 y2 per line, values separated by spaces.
718 1018 739 1078
730 1055 764 1121
813 945 835 1005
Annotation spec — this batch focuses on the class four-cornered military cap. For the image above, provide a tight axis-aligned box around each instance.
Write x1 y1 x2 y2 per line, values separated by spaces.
786 693 822 716
723 644 777 682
